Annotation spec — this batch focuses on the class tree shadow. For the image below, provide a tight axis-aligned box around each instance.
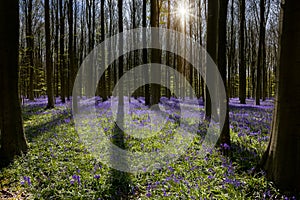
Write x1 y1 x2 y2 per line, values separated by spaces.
22 103 47 121
226 141 261 172
107 122 131 199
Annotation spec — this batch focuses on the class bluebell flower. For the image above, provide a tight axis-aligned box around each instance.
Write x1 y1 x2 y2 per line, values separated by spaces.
94 174 100 179
22 176 31 186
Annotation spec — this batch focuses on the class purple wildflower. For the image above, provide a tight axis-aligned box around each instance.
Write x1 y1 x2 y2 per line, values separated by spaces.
22 176 31 186
146 192 151 197
94 174 100 179
72 174 81 185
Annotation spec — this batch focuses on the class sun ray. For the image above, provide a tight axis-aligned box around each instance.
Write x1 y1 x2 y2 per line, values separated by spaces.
174 1 196 28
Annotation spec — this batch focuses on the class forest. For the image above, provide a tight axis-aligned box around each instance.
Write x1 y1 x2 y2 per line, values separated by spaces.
0 0 299 199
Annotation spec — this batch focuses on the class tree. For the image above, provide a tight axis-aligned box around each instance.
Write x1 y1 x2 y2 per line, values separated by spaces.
256 0 266 105
68 0 74 96
205 0 219 119
239 0 246 104
150 0 161 105
143 0 150 106
0 0 28 161
217 0 231 146
109 0 130 196
166 0 171 99
54 0 60 97
260 0 300 192
59 0 66 103
100 0 108 101
227 0 235 98
118 0 124 110
45 0 54 108
68 0 78 113
25 0 35 100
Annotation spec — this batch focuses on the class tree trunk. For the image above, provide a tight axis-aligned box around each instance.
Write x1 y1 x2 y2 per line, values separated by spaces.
59 0 66 103
100 0 107 101
45 0 54 109
239 0 246 104
150 0 161 105
26 0 35 101
256 0 266 105
205 0 219 119
68 0 78 112
228 0 234 99
54 0 59 98
262 0 300 192
143 0 150 106
165 0 171 99
256 0 265 105
0 0 28 162
217 0 230 147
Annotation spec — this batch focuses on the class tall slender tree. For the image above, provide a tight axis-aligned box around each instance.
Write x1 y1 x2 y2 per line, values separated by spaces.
59 0 66 103
54 0 60 97
45 0 55 108
150 0 161 105
256 0 266 105
205 0 219 119
0 0 28 161
217 0 230 146
143 0 150 106
228 0 235 98
100 0 107 101
239 0 246 104
25 0 35 100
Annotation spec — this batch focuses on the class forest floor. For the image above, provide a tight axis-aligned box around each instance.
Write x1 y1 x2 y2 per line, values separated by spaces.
0 97 298 199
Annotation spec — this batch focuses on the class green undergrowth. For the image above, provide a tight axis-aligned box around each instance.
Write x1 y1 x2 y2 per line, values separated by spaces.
0 102 298 199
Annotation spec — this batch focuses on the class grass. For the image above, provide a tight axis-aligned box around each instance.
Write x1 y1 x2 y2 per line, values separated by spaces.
0 97 298 199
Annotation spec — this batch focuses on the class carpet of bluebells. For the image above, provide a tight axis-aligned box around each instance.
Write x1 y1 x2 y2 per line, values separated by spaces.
0 97 298 199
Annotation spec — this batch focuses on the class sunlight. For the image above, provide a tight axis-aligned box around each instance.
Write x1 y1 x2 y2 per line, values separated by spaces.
178 5 188 20
177 1 189 27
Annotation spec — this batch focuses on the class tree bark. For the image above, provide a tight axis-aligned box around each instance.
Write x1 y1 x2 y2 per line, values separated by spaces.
143 0 150 106
26 0 35 101
217 0 230 147
100 0 107 101
228 0 235 98
262 0 300 192
239 0 246 104
256 0 266 105
205 0 219 119
0 0 28 162
45 0 54 108
150 0 161 105
59 0 66 103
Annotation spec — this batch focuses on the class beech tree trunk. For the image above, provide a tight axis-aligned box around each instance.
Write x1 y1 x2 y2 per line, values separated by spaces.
26 0 35 101
239 0 246 104
100 0 107 101
150 0 161 105
143 0 150 106
256 0 266 105
262 0 300 192
0 0 28 161
59 0 66 103
45 0 54 109
205 0 219 119
217 0 230 146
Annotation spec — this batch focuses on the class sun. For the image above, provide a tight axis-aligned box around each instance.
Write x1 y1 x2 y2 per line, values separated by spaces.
177 2 189 26
178 5 188 20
